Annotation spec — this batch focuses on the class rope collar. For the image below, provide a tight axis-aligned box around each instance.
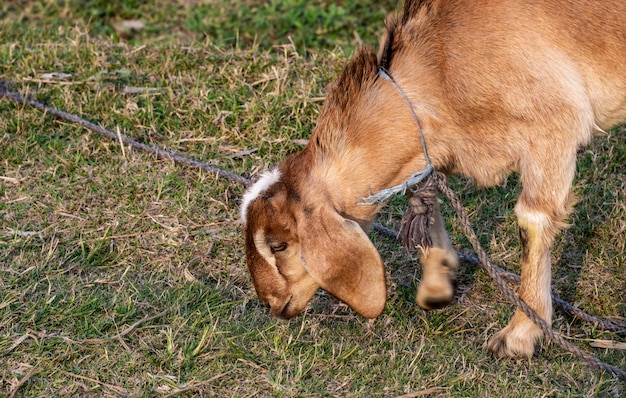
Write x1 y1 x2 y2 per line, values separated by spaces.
358 68 434 206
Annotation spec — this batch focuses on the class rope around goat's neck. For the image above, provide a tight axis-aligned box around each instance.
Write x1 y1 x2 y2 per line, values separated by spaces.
434 173 626 380
357 69 434 206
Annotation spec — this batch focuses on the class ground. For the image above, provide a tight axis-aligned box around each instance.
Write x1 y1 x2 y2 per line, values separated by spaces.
1 1 624 396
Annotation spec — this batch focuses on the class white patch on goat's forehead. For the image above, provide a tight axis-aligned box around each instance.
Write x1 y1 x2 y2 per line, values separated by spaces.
240 169 281 223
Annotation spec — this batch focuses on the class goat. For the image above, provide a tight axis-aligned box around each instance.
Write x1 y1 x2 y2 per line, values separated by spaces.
241 0 626 359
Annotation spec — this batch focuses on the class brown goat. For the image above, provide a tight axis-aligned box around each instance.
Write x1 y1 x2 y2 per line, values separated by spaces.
241 0 626 359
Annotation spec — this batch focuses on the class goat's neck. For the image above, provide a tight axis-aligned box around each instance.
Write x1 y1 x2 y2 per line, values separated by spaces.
309 125 449 226
292 72 454 225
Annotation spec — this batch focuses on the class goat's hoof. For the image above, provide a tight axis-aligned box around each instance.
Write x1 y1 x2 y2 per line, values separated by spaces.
416 247 458 310
415 278 456 310
486 322 542 359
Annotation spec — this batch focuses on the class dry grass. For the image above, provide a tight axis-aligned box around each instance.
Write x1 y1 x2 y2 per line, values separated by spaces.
1 1 624 396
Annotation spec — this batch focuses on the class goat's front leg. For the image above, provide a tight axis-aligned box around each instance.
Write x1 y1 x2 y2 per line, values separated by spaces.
487 201 560 358
416 200 459 310
486 138 579 358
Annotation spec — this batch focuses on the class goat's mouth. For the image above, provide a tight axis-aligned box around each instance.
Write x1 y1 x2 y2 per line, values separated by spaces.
270 295 300 319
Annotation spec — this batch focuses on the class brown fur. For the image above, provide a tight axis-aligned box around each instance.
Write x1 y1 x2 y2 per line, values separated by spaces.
242 0 626 359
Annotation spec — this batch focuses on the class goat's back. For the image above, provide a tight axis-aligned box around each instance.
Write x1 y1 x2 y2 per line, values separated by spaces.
392 0 626 131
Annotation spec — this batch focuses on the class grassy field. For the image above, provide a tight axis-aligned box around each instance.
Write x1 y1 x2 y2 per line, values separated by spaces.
1 1 624 396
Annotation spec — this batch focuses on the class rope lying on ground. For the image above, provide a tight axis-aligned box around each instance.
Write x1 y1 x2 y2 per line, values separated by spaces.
2 82 624 379
0 81 251 186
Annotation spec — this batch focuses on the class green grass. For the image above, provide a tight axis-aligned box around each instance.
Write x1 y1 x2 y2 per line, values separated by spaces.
1 1 624 396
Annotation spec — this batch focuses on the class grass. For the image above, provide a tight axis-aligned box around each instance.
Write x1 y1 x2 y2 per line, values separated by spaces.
1 0 624 396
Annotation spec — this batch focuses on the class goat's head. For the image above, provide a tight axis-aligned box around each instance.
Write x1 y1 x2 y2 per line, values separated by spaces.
241 151 387 319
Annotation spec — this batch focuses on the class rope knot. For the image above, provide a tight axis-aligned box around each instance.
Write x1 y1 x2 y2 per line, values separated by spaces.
400 173 440 251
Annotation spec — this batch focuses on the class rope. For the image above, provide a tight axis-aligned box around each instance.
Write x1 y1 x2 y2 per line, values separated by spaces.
358 68 435 206
400 176 438 250
434 173 626 380
0 80 251 186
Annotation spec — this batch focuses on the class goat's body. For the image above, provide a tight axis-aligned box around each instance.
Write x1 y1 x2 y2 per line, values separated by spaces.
305 0 626 222
242 0 626 359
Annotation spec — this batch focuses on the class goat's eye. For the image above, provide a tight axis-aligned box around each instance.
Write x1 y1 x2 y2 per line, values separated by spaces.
269 242 287 254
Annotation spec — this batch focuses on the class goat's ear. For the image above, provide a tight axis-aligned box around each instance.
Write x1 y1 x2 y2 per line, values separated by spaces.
297 205 386 318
